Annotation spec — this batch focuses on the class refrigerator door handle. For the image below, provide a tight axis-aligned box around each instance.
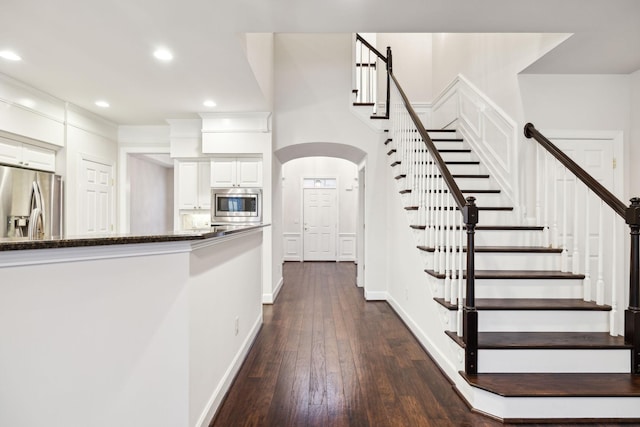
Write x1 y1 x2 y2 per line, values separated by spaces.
28 181 46 239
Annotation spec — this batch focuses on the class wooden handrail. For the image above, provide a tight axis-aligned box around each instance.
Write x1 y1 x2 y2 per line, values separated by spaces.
355 34 387 63
524 123 626 218
390 73 467 211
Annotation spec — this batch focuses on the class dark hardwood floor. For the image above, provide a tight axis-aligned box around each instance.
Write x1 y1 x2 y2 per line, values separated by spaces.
210 262 631 427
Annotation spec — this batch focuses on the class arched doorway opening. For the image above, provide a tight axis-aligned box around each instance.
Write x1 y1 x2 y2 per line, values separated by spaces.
274 142 367 288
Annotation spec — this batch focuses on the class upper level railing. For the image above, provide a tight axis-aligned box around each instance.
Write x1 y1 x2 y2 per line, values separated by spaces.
525 123 640 375
354 34 390 119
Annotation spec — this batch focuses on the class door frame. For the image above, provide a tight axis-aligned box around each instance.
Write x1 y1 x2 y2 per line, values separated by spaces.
118 145 171 233
77 153 115 235
301 176 339 262
542 129 625 335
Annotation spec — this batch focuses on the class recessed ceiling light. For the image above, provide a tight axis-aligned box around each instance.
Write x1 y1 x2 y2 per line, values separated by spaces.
203 100 217 107
95 100 110 108
153 48 173 61
0 50 22 61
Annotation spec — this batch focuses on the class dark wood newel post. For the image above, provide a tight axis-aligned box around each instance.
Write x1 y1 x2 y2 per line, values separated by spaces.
626 197 640 374
463 196 479 374
386 46 392 119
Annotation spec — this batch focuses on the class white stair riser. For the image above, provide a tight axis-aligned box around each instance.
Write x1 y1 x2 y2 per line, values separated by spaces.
473 210 517 224
450 177 496 190
427 131 459 139
477 349 629 373
434 141 467 150
439 151 475 162
413 229 546 248
478 310 610 332
469 389 640 419
474 252 561 271
475 230 544 247
401 191 507 207
476 278 584 299
419 251 560 271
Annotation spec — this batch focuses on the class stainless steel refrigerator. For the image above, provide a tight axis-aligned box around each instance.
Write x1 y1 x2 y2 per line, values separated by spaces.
0 165 63 239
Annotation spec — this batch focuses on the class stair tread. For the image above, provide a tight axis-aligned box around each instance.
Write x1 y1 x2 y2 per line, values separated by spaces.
409 225 545 231
418 245 562 253
384 138 392 145
387 149 396 156
427 129 457 132
353 102 374 106
460 372 640 397
406 206 513 211
401 189 501 194
425 269 585 279
446 331 629 350
434 297 611 311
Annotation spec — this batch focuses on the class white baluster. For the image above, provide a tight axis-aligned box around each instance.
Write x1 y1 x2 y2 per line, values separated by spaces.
535 144 541 229
439 176 446 275
457 214 464 337
444 193 452 303
543 151 550 247
583 186 592 301
433 175 441 272
610 213 617 335
561 166 569 272
596 200 605 305
552 160 559 248
572 177 580 274
428 155 436 247
359 42 364 103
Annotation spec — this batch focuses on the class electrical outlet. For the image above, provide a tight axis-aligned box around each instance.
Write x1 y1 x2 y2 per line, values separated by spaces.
234 317 239 336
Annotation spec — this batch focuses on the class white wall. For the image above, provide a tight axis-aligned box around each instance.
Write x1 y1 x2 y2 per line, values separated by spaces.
64 106 119 236
128 155 174 234
630 69 640 198
273 33 389 298
431 33 569 120
377 33 433 102
282 156 358 261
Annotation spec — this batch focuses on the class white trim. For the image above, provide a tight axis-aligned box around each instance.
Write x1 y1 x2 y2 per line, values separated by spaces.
263 276 284 304
283 232 302 261
364 290 388 301
195 312 262 427
118 145 172 233
338 232 357 261
0 240 192 268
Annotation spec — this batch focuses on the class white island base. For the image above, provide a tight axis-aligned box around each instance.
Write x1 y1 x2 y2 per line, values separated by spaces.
0 228 264 427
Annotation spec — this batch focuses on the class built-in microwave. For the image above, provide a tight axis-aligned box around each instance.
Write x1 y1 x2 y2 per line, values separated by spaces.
211 188 262 224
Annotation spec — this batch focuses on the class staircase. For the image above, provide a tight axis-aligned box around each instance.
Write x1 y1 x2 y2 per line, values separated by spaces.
386 126 640 421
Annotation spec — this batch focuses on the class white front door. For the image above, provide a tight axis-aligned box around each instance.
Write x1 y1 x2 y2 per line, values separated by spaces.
303 188 337 261
79 158 114 234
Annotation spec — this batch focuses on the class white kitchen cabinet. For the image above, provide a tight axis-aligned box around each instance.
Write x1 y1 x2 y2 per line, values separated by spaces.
210 157 262 188
178 161 211 210
0 136 56 172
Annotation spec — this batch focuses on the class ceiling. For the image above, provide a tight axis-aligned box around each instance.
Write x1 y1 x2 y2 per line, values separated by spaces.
1 0 638 125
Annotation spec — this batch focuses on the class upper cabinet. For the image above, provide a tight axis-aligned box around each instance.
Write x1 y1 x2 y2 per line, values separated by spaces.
0 136 56 172
177 161 211 210
210 157 262 188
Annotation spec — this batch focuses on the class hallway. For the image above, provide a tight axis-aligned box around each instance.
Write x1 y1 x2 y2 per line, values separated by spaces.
210 262 625 427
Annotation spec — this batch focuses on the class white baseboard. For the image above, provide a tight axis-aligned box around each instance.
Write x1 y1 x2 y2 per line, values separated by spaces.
196 313 262 427
364 290 388 301
263 277 284 304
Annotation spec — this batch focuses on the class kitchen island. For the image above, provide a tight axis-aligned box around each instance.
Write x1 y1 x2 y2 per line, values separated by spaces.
0 224 266 427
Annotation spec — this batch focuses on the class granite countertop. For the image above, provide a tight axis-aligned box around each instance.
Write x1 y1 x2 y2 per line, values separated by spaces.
0 223 267 251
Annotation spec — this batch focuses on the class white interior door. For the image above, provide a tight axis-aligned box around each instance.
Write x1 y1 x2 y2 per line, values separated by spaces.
303 188 337 261
79 158 113 234
551 135 622 330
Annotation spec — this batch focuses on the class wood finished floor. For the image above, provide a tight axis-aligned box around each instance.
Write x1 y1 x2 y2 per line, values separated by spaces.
210 262 630 427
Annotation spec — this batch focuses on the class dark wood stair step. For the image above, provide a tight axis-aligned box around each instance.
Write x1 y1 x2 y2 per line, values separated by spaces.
353 102 374 106
432 138 463 142
460 372 640 397
370 115 388 120
410 225 544 231
387 149 396 156
427 129 457 133
446 331 629 350
434 298 611 311
391 160 401 167
438 149 471 153
425 269 585 280
418 246 561 254
405 206 513 211
412 160 480 165
400 189 501 194
384 138 392 145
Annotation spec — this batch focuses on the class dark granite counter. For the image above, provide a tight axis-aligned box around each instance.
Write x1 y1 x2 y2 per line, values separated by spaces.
0 223 267 251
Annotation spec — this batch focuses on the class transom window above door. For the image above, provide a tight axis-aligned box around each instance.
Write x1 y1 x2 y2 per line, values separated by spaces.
303 178 337 189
